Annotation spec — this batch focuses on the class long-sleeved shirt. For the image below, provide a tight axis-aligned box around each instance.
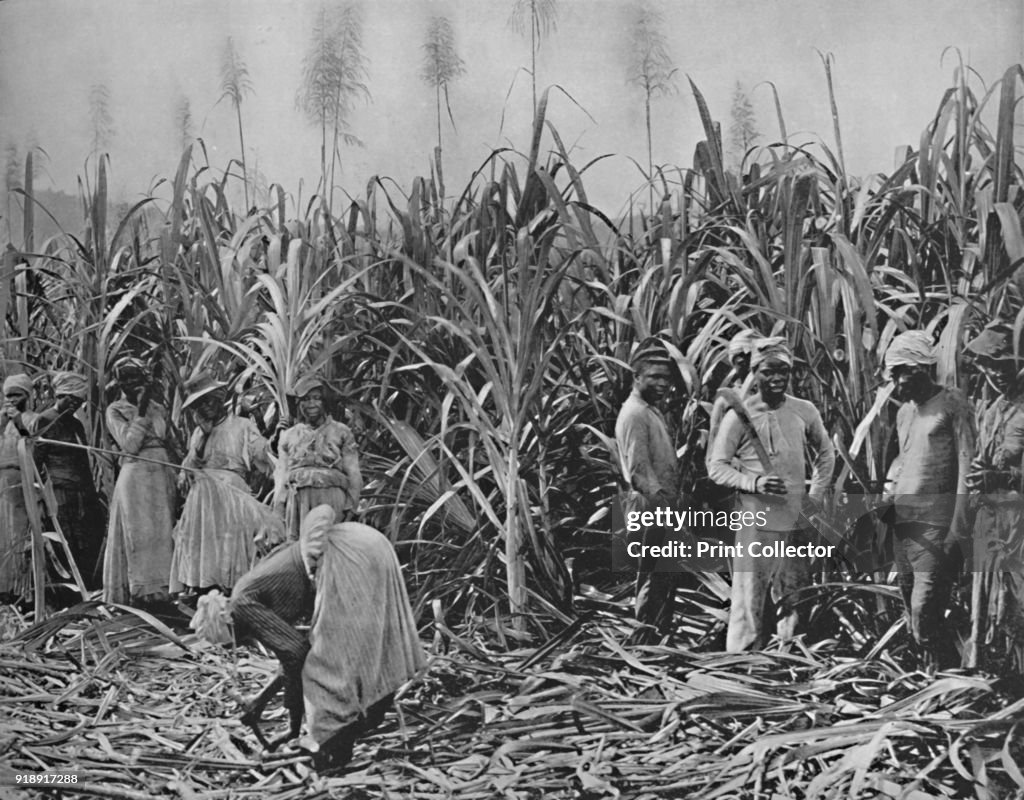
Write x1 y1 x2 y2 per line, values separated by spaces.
887 387 975 527
231 542 314 669
614 388 679 499
708 393 835 531
106 400 171 459
33 407 95 490
183 415 273 479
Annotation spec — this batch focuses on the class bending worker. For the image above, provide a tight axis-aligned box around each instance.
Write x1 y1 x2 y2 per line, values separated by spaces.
229 505 425 770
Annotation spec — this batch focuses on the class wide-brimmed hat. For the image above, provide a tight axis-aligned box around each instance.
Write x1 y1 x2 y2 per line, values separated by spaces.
965 321 1016 362
290 374 327 399
181 371 227 410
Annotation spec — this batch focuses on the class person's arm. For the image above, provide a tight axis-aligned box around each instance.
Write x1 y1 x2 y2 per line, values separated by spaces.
883 405 909 501
618 411 665 498
272 429 292 514
336 425 362 507
806 407 836 502
107 403 150 456
707 411 760 494
996 409 1024 470
705 398 726 469
245 418 275 477
950 393 977 542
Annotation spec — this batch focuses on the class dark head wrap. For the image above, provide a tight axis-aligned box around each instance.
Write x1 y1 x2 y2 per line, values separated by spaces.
629 337 674 372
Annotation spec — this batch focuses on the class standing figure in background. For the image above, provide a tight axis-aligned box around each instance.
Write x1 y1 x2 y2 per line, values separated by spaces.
884 330 975 670
35 371 104 589
615 338 682 643
706 328 760 452
275 375 362 538
104 359 176 605
0 374 38 601
171 372 283 597
963 323 1024 668
708 337 835 652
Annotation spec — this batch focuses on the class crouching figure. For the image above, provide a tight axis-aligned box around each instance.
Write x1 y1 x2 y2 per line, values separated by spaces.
229 505 426 770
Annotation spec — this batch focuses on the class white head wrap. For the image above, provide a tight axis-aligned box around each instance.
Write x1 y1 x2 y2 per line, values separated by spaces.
53 372 88 399
299 504 337 578
750 337 793 369
727 330 759 359
884 331 936 377
3 373 32 396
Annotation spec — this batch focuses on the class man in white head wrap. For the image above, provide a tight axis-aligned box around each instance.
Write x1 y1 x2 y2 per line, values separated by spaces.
883 330 975 670
708 336 835 651
35 371 104 592
0 374 38 600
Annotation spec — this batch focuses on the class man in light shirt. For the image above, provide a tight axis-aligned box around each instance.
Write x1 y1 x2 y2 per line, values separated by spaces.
615 338 681 642
884 330 975 670
708 337 835 651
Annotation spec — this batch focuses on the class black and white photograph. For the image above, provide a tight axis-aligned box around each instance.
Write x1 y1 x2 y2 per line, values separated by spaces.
1 0 1023 796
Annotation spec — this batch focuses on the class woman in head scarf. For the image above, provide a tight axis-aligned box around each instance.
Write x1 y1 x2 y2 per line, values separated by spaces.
299 505 425 770
274 374 362 538
170 372 284 598
103 358 176 605
0 374 38 600
35 371 104 590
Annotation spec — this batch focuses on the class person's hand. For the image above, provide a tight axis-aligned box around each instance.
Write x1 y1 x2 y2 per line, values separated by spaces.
966 466 988 493
137 385 153 417
239 393 261 418
756 475 787 495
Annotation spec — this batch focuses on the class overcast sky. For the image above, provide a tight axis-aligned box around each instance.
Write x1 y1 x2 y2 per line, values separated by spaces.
1 0 1021 217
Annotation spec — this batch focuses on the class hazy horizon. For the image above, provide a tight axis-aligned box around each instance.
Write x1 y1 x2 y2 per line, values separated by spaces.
2 0 1022 220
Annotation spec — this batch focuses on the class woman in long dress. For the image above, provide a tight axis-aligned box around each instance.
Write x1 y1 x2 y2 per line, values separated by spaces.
0 374 39 601
274 375 362 538
103 359 176 605
170 373 283 595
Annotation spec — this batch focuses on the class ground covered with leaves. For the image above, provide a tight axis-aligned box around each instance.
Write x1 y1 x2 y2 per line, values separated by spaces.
2 587 1024 800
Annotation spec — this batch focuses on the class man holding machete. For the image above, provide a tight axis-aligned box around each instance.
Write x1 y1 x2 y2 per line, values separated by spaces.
708 337 835 651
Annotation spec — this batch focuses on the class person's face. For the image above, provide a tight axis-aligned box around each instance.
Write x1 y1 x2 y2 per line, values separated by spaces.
890 364 933 403
4 389 28 411
756 358 791 400
975 356 1016 394
57 393 85 413
635 363 673 405
731 352 751 378
120 373 146 401
299 388 326 424
196 394 224 421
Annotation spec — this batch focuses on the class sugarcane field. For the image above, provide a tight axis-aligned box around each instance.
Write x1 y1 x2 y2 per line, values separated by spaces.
3 1 1024 798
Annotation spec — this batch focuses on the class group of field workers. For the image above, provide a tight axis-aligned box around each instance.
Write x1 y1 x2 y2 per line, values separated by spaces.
0 363 425 770
617 324 1022 671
